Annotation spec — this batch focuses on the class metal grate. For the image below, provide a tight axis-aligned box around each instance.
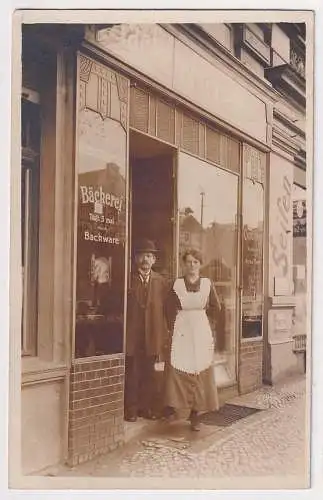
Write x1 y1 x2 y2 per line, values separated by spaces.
181 113 199 155
223 135 240 173
156 100 175 144
199 404 261 427
149 95 157 136
130 86 149 133
293 334 306 352
198 123 206 158
128 86 243 175
206 127 221 165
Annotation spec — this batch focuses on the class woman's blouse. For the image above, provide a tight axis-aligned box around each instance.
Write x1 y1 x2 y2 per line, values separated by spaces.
165 277 223 342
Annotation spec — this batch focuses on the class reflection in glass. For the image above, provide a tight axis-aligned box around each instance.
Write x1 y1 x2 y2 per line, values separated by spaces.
241 179 264 338
75 112 127 358
292 185 306 337
178 153 238 381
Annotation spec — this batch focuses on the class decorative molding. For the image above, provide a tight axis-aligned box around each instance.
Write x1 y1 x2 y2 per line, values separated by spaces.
116 74 128 103
273 109 306 140
243 143 266 184
78 52 129 130
22 363 68 386
265 64 306 109
116 74 129 129
81 40 271 152
79 54 93 83
272 127 302 159
92 60 116 83
79 81 86 110
97 76 109 120
290 46 305 79
241 25 271 66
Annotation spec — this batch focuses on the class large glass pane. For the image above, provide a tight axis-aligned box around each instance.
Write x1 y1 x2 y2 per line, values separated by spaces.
178 152 238 382
292 185 306 337
21 97 40 356
74 57 128 358
241 179 264 338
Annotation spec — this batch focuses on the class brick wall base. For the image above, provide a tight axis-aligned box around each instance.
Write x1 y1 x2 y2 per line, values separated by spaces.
239 340 263 394
68 355 125 466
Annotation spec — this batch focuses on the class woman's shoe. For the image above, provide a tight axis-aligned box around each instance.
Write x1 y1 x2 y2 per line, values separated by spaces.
163 406 177 422
190 421 201 431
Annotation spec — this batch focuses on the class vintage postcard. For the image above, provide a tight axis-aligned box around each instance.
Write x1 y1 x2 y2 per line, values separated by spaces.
9 7 314 492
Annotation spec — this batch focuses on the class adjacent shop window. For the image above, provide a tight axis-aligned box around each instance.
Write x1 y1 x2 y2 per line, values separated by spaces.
241 145 265 339
74 55 129 358
177 152 238 380
21 97 41 356
292 185 307 337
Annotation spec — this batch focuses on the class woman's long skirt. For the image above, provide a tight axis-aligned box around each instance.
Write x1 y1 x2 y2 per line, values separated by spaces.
163 361 219 413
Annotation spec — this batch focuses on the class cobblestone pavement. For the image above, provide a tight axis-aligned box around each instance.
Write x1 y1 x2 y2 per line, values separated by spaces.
56 375 309 484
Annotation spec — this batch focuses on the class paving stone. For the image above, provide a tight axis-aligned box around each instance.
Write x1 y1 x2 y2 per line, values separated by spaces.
56 376 307 483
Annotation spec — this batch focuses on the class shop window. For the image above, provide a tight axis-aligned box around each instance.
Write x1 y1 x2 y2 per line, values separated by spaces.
177 152 239 382
292 185 307 337
74 55 129 358
241 146 265 339
21 97 41 356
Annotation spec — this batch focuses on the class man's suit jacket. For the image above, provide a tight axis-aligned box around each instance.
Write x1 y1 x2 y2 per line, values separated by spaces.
126 270 168 357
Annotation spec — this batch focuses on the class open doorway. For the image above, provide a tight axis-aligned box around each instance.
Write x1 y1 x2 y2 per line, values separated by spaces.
124 130 176 433
129 130 176 279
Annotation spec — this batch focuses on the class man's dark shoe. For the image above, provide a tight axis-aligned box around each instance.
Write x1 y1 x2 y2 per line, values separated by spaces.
141 409 157 420
124 413 137 422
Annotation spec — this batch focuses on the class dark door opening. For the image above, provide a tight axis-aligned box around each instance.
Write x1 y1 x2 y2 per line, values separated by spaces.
129 130 176 279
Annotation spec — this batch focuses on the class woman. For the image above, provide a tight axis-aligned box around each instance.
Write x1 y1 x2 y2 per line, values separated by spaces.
163 248 222 431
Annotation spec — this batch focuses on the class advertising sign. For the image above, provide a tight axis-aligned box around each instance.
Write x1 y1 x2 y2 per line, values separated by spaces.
74 54 129 358
293 199 306 237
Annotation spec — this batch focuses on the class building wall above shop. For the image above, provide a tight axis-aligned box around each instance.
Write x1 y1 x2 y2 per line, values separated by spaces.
86 23 274 146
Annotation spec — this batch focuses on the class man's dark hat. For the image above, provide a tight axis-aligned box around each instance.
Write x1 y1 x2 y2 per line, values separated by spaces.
134 238 158 254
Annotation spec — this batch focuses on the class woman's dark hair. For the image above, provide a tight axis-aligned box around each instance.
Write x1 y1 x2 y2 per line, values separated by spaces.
182 248 203 264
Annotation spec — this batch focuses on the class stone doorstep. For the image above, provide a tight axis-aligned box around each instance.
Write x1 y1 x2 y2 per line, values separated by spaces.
124 417 159 443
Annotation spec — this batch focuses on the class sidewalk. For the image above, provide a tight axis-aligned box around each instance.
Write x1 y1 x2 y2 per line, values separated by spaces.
42 373 308 485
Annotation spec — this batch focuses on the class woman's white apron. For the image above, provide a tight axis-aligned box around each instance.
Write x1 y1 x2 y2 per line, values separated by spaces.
170 278 214 374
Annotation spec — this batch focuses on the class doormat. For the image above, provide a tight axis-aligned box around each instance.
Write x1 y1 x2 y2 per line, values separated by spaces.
199 404 262 427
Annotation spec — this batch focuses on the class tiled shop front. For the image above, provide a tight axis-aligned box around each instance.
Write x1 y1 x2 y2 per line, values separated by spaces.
18 22 307 473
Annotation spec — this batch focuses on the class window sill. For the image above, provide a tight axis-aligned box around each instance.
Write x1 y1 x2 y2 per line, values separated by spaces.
241 336 263 343
21 357 69 386
270 295 296 308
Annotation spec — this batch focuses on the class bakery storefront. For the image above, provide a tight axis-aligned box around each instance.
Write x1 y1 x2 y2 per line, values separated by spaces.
20 23 275 472
69 25 270 466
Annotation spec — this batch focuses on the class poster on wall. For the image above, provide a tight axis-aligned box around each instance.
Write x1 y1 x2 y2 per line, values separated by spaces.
293 199 306 237
74 54 129 358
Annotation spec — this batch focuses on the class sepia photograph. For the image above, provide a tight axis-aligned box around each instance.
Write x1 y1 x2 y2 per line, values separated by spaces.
9 8 314 491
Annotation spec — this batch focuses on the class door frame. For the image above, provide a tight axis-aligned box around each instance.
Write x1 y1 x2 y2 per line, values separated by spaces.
175 149 241 386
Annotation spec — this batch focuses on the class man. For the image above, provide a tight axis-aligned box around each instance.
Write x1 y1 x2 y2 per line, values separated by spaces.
124 239 168 422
